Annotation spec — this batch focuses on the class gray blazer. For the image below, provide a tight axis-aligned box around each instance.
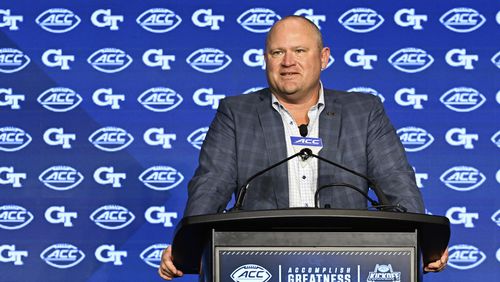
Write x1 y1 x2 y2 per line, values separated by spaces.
185 88 424 216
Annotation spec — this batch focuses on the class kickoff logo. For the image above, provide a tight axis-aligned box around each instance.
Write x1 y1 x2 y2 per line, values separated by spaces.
348 87 385 102
0 88 24 110
137 8 181 33
43 128 76 149
445 128 478 149
0 205 34 230
491 130 500 148
95 245 127 266
87 48 133 73
88 127 134 152
0 127 32 152
45 206 77 227
39 165 84 191
192 9 224 30
144 206 178 227
294 9 326 29
388 47 433 73
138 87 183 112
193 88 225 109
40 243 85 269
338 8 384 33
186 48 232 73
0 245 28 265
394 88 427 109
38 87 82 112
440 166 485 191
36 8 80 33
231 264 272 282
237 8 280 33
446 207 478 228
394 9 427 30
491 51 500 69
42 49 74 70
93 88 125 110
143 49 175 70
187 127 209 150
90 205 135 230
144 128 176 149
0 9 23 30
440 8 486 33
440 87 486 112
445 49 478 70
91 9 123 30
344 49 377 70
0 166 26 188
397 127 434 152
243 49 265 70
139 166 184 191
448 244 486 270
140 243 168 268
94 167 126 188
0 48 30 73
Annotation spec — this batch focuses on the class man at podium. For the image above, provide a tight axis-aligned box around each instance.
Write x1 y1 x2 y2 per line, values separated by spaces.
159 15 448 280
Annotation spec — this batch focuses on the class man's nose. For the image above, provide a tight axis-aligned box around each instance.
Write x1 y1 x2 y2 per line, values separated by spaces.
281 52 296 66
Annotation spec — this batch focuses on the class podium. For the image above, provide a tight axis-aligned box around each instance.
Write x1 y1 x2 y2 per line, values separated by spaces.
172 209 449 282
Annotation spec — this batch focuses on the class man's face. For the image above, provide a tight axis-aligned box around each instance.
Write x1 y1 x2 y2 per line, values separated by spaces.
265 18 330 100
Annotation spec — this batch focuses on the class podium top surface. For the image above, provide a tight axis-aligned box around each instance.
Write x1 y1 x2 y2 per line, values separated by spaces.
172 209 450 273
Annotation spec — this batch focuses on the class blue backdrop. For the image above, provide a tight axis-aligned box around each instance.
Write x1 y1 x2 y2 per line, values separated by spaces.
0 1 499 281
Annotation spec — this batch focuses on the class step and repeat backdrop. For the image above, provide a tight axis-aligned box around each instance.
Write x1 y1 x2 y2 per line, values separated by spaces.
1 1 499 281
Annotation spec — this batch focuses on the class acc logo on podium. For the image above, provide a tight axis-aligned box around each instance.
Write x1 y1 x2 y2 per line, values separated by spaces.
137 8 181 33
397 127 434 152
138 87 183 112
231 264 272 282
440 87 486 112
140 243 169 268
139 166 184 191
440 166 485 191
0 205 33 230
40 243 85 269
338 8 384 33
89 127 134 152
0 48 30 73
36 8 80 33
90 205 135 230
187 48 232 73
0 127 32 152
39 165 84 191
237 8 280 33
448 244 486 270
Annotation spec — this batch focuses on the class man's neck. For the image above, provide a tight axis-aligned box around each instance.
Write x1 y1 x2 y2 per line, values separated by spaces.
273 87 320 125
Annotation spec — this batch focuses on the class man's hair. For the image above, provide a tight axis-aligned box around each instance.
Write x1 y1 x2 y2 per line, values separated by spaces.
265 15 324 51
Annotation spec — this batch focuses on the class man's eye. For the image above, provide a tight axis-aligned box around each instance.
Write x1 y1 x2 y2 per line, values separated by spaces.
272 50 283 56
296 49 306 53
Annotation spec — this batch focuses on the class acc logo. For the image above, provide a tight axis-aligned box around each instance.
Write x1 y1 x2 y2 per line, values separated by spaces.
445 49 478 70
440 166 485 191
0 127 32 152
294 9 326 29
138 87 183 112
38 87 82 112
0 48 30 73
0 167 26 188
0 9 23 30
192 9 224 30
348 87 385 102
448 244 486 270
440 87 485 112
193 88 225 109
446 207 479 228
0 245 28 265
491 209 500 227
397 127 434 152
90 205 135 230
39 165 84 191
491 51 500 69
344 49 377 70
187 127 208 150
144 128 176 149
230 264 272 282
137 8 181 33
87 48 133 73
91 9 123 30
394 9 427 30
140 243 168 268
491 130 500 148
94 167 126 188
40 244 85 269
36 8 80 33
440 8 486 33
0 88 24 110
394 88 427 109
0 205 33 230
237 8 280 33
445 128 478 149
144 206 178 227
243 49 265 70
187 48 232 73
88 127 134 152
45 206 77 227
143 49 175 70
92 88 125 110
95 245 127 265
139 166 184 191
388 48 434 73
338 8 384 33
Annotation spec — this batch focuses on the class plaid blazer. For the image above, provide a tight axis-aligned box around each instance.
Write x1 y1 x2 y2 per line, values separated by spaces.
184 88 424 216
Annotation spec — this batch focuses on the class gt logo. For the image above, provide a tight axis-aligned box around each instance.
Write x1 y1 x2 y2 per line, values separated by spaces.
394 9 427 30
0 245 28 265
0 9 23 30
0 167 26 188
445 49 478 70
344 49 377 70
144 206 178 227
43 128 76 149
0 88 24 109
45 206 77 227
143 128 176 149
91 9 123 30
41 49 74 70
193 88 225 109
94 167 126 188
445 128 478 149
92 88 125 109
394 88 428 109
143 49 175 70
191 9 224 30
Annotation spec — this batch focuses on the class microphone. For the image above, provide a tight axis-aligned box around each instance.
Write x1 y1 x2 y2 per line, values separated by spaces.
300 148 407 212
298 124 308 137
231 149 311 211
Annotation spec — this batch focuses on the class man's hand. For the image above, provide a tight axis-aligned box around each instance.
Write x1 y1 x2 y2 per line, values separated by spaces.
158 246 184 280
424 248 448 273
